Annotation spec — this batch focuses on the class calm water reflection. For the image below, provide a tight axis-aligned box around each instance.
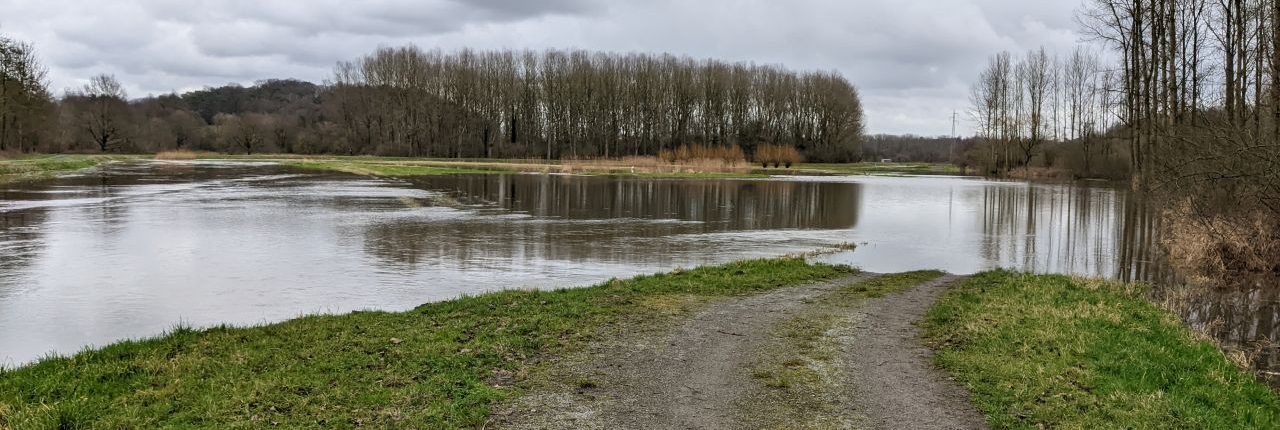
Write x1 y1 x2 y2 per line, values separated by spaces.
0 161 1274 378
1155 278 1280 385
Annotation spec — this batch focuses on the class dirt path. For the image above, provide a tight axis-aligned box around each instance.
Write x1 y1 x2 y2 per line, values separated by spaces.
495 273 988 430
840 275 990 429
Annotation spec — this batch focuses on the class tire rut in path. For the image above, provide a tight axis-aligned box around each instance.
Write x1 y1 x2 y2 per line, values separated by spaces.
841 274 989 429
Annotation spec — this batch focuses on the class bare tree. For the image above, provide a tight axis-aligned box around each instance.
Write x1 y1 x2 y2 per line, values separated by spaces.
1019 48 1052 166
0 33 53 152
64 74 130 152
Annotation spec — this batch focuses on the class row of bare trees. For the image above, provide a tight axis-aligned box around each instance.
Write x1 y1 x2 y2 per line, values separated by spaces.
328 46 864 161
968 47 1117 176
0 35 866 162
1067 0 1280 278
1077 0 1280 190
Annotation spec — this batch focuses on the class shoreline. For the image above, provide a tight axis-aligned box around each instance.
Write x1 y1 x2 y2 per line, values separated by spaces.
0 155 146 184
3 152 992 181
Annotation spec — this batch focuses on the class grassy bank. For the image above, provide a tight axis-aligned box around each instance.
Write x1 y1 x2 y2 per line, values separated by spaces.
0 258 851 429
0 155 138 184
924 271 1280 429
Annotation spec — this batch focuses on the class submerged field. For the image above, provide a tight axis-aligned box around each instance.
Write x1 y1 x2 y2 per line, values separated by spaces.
0 155 143 184
4 152 965 182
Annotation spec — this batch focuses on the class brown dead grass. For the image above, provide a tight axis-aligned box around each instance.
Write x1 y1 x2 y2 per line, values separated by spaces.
658 144 746 164
1006 166 1074 180
1162 200 1280 285
155 150 210 160
562 145 751 175
559 157 751 175
754 144 803 168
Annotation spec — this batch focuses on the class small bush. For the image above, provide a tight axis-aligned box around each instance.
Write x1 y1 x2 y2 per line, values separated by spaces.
754 144 803 168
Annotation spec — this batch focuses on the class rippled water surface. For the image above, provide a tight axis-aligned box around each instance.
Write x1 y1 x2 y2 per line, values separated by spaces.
0 160 1268 370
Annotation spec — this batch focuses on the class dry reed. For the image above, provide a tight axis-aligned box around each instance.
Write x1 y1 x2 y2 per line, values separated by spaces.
155 150 204 160
1006 166 1074 180
1162 200 1280 284
561 144 750 174
754 144 803 168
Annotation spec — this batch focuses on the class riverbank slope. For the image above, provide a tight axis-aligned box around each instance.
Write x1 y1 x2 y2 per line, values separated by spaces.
925 271 1280 428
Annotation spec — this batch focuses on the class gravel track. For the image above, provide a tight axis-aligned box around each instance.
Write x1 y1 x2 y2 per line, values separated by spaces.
496 273 988 430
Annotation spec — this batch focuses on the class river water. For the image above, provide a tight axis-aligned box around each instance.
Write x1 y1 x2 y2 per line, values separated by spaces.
0 161 1274 379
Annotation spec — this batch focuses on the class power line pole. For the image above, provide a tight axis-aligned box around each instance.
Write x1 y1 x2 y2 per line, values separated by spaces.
951 110 957 161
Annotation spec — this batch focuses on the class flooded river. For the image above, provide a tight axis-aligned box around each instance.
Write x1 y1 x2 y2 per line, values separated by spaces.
0 161 1274 376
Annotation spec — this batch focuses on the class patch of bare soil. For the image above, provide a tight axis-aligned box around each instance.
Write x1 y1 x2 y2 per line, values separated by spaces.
839 275 989 429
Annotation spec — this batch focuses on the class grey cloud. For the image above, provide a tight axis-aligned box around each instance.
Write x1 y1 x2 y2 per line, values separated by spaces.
144 0 598 38
2 0 1080 135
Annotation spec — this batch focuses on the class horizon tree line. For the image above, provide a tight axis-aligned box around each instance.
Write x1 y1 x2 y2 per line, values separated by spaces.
324 46 865 160
0 36 865 162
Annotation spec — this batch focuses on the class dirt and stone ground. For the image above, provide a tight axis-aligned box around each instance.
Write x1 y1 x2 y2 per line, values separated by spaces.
493 273 988 430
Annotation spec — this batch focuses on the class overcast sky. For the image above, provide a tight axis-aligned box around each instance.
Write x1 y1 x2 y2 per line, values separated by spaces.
1 0 1085 135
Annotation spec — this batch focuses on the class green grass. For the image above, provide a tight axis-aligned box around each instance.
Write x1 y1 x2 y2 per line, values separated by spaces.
744 270 945 429
0 258 852 429
923 271 1280 429
0 155 139 184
